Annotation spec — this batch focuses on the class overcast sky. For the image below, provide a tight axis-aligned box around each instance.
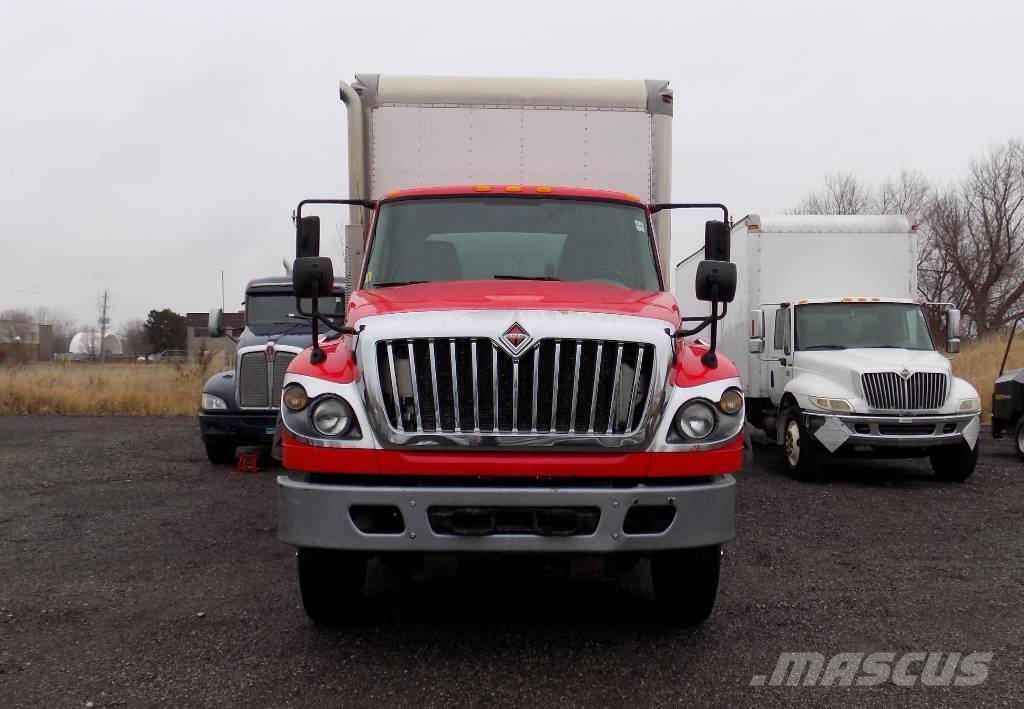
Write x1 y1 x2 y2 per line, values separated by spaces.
2 0 1022 330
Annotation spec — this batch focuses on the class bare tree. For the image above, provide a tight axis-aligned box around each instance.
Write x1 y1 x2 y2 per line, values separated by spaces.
0 308 36 343
80 325 99 358
934 139 1024 336
792 172 874 215
119 318 151 357
791 148 1024 337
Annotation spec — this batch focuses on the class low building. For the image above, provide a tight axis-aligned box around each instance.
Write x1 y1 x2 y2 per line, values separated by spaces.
0 320 54 362
185 312 244 364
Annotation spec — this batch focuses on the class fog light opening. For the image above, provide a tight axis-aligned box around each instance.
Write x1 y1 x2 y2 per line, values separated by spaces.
622 505 676 535
349 505 405 535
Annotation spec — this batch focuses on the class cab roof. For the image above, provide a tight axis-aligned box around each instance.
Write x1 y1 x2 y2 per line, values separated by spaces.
791 297 919 305
379 185 645 204
246 276 345 294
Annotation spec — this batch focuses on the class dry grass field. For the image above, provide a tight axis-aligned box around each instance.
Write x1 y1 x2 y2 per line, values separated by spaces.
0 336 1021 419
0 354 228 416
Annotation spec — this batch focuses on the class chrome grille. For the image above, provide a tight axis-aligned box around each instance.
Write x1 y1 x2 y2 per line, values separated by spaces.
238 352 269 407
238 350 297 409
375 338 657 435
861 372 947 410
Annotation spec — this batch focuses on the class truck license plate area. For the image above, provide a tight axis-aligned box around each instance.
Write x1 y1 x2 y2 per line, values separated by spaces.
428 506 600 537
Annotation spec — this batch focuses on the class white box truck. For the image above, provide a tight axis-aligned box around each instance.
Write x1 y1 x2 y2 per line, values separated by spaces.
676 214 982 481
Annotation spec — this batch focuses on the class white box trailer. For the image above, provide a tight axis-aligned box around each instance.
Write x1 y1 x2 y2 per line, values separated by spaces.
676 214 982 482
340 74 675 284
677 214 920 390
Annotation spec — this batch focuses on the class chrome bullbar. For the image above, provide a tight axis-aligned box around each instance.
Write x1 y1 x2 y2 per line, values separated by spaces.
355 311 674 450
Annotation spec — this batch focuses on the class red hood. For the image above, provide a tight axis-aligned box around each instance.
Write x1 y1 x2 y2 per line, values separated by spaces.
347 280 680 326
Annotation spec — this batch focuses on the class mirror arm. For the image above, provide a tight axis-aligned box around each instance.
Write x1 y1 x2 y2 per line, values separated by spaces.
671 300 729 356
293 198 376 225
649 202 729 225
293 300 360 355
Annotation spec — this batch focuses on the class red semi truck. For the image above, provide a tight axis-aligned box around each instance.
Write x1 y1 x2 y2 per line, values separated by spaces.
276 76 743 625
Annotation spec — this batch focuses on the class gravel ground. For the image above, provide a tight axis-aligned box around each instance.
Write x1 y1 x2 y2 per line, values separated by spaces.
0 416 1021 708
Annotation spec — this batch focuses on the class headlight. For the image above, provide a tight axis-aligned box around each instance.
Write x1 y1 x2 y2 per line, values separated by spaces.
718 388 743 415
675 400 718 440
809 396 854 413
201 393 227 410
283 384 308 411
310 397 353 436
958 397 981 413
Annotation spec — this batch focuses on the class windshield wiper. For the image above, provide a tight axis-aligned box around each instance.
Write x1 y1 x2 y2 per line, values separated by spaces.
371 280 427 288
803 344 847 350
493 275 562 281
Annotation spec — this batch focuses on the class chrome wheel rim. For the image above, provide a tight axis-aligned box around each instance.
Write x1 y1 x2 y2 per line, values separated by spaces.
1018 425 1024 453
785 420 801 467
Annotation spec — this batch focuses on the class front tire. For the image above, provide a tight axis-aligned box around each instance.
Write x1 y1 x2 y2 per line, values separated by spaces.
929 441 979 482
297 548 367 626
1016 420 1024 461
782 406 821 481
650 545 722 626
204 439 236 464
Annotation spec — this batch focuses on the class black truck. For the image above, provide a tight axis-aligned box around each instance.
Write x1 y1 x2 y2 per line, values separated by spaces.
992 317 1024 460
198 276 345 463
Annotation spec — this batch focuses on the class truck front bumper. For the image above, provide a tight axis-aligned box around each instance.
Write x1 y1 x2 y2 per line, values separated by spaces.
277 474 735 553
198 411 278 443
805 411 981 452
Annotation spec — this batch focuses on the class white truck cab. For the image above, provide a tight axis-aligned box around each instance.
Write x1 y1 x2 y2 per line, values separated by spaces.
677 214 982 481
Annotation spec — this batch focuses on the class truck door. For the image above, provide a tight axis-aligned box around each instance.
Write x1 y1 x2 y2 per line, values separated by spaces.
769 306 793 405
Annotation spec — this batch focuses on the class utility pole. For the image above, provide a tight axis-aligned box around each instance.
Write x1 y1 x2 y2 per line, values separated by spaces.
98 289 111 362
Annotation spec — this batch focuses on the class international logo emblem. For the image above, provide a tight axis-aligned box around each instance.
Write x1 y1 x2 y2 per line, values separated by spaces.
501 322 530 354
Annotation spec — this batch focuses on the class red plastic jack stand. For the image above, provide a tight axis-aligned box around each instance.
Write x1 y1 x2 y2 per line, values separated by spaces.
237 453 260 474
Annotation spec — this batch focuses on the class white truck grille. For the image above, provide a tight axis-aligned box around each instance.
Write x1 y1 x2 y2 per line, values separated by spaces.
861 372 947 410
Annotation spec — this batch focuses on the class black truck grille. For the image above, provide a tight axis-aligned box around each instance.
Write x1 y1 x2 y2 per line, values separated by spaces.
238 351 297 408
861 371 947 410
375 338 657 435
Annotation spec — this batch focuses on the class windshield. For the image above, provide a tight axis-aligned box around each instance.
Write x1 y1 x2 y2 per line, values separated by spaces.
795 303 934 351
245 294 344 327
363 197 661 290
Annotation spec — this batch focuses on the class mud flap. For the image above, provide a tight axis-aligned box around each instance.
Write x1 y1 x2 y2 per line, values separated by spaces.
813 417 849 453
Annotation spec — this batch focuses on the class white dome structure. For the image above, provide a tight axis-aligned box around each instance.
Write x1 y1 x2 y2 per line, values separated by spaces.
69 332 123 356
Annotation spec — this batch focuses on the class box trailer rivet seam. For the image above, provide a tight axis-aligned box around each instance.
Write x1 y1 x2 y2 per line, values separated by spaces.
278 75 742 628
676 214 982 483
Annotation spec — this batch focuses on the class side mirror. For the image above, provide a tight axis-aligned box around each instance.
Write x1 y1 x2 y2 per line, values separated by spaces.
296 216 321 259
704 220 730 262
208 308 224 338
695 260 737 303
293 256 335 299
749 308 765 353
946 308 961 353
